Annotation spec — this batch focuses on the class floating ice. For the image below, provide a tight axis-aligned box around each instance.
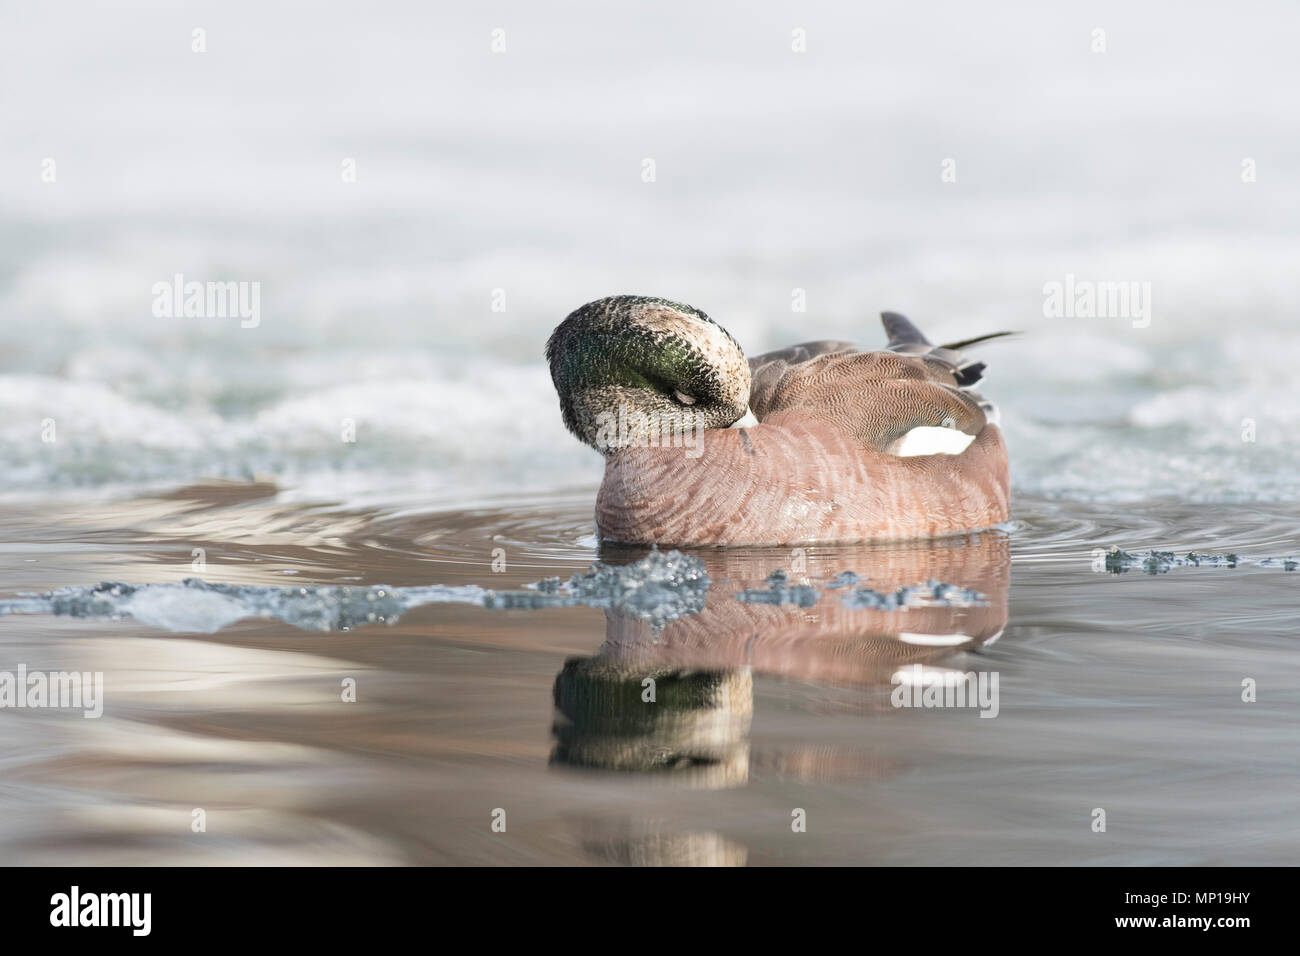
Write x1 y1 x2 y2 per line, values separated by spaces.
1256 557 1300 572
825 571 863 589
839 580 987 611
0 550 711 634
0 578 489 633
0 552 1005 634
734 569 984 611
491 549 711 629
734 569 820 607
1099 548 1298 575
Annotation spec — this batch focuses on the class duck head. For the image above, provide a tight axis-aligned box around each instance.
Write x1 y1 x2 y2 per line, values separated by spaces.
546 295 756 455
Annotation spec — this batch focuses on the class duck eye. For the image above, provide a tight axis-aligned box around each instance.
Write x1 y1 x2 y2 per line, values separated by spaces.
673 390 697 405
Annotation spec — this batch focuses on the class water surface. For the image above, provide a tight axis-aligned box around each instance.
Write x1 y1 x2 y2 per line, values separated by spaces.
2 485 1295 865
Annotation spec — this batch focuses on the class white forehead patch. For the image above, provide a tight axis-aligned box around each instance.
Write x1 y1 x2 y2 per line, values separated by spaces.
642 309 735 361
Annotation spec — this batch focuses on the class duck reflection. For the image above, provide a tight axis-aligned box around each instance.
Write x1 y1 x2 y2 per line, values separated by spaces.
552 662 752 788
550 533 1009 782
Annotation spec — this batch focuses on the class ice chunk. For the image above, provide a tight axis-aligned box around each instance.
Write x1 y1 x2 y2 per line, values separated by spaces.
734 569 819 607
0 578 488 633
839 579 987 610
490 548 711 628
825 571 862 589
1097 547 1276 574
0 550 711 634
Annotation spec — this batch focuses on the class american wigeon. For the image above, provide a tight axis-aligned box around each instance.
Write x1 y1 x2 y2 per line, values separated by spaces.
546 295 1011 545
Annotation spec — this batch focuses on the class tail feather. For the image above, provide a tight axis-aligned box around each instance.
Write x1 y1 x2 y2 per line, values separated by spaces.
953 361 987 388
881 311 932 348
878 311 1019 388
939 330 1017 351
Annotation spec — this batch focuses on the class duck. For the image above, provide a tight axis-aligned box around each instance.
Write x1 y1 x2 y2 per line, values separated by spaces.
546 295 1012 546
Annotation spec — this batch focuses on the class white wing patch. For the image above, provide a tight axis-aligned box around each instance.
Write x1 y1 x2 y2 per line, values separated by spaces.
888 425 977 457
898 632 974 647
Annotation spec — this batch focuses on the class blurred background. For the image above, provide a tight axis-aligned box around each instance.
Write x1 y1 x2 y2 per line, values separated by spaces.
3 0 1297 507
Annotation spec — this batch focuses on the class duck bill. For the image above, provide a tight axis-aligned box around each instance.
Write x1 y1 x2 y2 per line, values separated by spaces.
728 408 758 428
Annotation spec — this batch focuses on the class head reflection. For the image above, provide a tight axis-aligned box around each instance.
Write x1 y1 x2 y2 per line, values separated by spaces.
552 662 751 788
550 532 1010 787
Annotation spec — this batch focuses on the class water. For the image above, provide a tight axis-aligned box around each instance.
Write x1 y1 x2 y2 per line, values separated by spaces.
1 487 1297 865
2 1 1298 864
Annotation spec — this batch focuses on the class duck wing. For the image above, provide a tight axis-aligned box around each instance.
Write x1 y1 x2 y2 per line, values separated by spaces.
750 349 987 450
748 339 857 371
749 340 859 422
745 314 1014 453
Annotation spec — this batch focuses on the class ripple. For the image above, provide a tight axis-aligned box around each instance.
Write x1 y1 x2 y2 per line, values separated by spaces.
1007 495 1300 569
